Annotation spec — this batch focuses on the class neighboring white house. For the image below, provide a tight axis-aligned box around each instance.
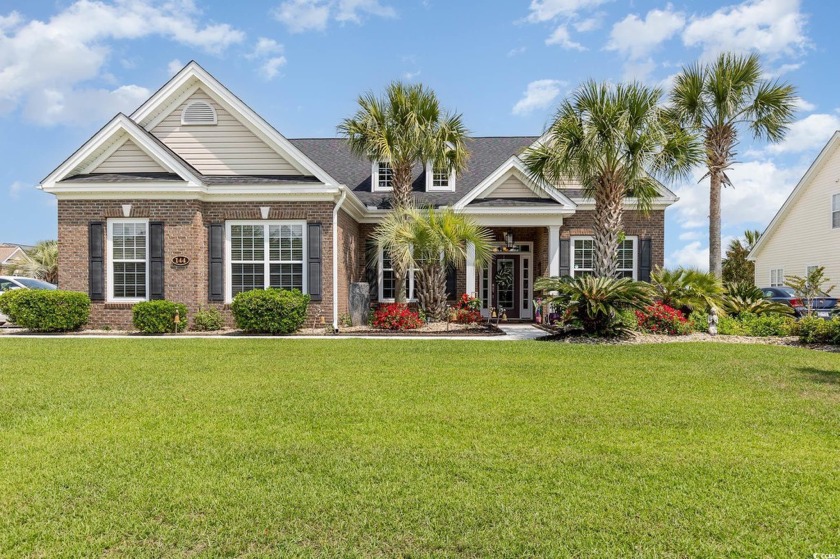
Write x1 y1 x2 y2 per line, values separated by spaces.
749 131 840 287
0 244 31 268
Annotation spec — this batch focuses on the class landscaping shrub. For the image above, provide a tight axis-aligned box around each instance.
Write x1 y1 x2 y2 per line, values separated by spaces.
635 302 692 335
798 316 840 345
615 308 638 332
192 307 224 331
717 315 746 336
0 289 89 332
452 293 482 324
738 312 797 337
132 300 188 334
231 288 310 334
688 310 709 333
372 303 423 330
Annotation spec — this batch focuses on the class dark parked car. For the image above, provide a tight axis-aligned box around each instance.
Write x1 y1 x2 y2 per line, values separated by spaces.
760 287 837 318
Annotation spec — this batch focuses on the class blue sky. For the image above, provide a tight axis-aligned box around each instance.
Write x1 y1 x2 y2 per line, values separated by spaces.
1 0 838 269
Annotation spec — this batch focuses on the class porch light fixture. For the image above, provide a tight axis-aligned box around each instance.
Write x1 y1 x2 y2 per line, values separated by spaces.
505 231 514 249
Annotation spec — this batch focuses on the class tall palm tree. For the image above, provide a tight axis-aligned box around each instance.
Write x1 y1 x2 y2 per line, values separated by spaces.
339 82 469 302
523 80 701 277
372 207 493 320
3 240 58 284
670 53 796 277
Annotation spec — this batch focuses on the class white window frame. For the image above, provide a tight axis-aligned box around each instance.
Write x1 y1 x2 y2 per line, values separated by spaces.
806 264 819 275
225 220 308 304
372 161 394 192
107 218 149 303
770 268 784 287
832 193 840 229
569 235 637 279
425 162 456 192
378 248 417 302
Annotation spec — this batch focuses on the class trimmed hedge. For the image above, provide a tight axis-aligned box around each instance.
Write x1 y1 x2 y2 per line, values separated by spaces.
231 289 310 334
192 307 224 331
0 289 90 332
798 316 840 345
132 300 188 334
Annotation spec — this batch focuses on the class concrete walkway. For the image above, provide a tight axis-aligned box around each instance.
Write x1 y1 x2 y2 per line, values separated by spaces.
496 324 549 340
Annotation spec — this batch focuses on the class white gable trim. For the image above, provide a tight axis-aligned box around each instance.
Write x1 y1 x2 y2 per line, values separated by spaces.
454 156 576 209
40 114 203 191
79 135 131 174
1 246 29 265
130 61 341 187
749 131 840 260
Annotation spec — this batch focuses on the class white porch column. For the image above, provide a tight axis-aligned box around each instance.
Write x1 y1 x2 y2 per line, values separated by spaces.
548 225 561 276
465 241 476 295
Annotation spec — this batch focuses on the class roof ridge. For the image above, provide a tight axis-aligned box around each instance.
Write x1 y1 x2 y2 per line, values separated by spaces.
287 135 539 141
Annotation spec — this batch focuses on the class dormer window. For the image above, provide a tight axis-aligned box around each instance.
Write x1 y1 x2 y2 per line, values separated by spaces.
372 161 393 192
181 100 217 125
425 162 455 191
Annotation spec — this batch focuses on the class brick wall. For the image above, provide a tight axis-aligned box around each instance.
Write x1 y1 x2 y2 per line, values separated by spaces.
58 199 336 330
336 208 362 318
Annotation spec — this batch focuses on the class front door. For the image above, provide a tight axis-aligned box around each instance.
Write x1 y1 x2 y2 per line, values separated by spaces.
494 256 520 319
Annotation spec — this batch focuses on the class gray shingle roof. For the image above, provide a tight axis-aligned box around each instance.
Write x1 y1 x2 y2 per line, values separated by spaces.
289 136 538 208
467 197 561 207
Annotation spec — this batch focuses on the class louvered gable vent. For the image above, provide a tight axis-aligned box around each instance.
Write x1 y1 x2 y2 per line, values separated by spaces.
181 100 217 125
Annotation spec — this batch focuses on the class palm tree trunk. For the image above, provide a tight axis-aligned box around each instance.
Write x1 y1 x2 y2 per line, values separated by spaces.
391 163 413 211
709 171 722 278
593 180 623 278
415 262 447 320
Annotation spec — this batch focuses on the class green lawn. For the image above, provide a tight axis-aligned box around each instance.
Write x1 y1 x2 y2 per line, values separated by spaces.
0 339 838 557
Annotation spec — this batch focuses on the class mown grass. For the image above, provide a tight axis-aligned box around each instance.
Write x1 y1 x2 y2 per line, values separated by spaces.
0 339 838 557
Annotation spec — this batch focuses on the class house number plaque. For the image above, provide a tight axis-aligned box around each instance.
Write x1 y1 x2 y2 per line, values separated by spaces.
172 256 190 267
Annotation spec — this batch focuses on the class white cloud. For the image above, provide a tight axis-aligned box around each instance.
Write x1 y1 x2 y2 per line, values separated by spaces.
525 0 606 23
621 58 658 82
668 241 709 270
8 180 25 199
607 6 685 60
766 113 840 154
0 0 244 125
679 230 703 241
512 79 566 116
403 69 421 80
574 15 602 32
248 38 287 80
792 97 815 112
682 0 808 60
167 59 183 76
272 0 394 33
23 84 151 126
545 25 585 50
671 160 803 232
507 46 527 57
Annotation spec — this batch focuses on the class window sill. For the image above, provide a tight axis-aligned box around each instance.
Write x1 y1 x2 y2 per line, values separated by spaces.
103 302 137 309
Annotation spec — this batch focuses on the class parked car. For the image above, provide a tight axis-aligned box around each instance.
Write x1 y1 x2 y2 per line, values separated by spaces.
760 286 837 318
0 276 58 325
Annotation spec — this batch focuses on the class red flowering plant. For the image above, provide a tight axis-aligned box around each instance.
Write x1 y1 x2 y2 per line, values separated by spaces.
372 303 423 330
636 301 693 335
452 293 482 324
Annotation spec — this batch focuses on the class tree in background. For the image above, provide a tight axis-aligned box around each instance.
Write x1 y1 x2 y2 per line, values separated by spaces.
339 82 469 302
3 240 58 284
523 80 700 278
670 53 796 277
722 229 761 286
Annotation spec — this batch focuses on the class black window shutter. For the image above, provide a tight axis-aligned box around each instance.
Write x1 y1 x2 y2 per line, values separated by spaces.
208 223 225 302
559 238 571 277
365 239 378 301
639 238 652 282
307 223 322 301
88 222 105 301
445 264 458 300
149 221 165 300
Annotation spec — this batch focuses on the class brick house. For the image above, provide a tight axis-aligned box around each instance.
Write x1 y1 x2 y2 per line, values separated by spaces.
40 62 676 329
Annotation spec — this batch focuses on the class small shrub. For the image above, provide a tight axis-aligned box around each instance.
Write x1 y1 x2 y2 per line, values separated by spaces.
688 310 709 333
231 289 310 334
339 313 353 328
192 307 224 331
717 315 746 335
616 308 638 332
798 316 840 344
372 303 423 330
452 293 482 324
636 302 692 335
738 312 797 337
0 289 90 332
133 300 188 334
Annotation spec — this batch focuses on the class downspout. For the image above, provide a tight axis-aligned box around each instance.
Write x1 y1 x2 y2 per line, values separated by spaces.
332 185 347 330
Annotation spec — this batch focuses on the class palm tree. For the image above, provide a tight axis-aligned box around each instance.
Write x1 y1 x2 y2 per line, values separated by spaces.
372 207 493 320
670 53 796 277
3 240 58 283
722 229 761 285
339 81 469 302
523 80 701 277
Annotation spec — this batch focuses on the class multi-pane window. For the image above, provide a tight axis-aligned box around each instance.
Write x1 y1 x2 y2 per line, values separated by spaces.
572 238 594 276
375 161 393 191
770 268 784 287
229 222 305 299
110 220 147 300
833 194 840 228
572 236 636 279
380 250 414 301
432 167 449 188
